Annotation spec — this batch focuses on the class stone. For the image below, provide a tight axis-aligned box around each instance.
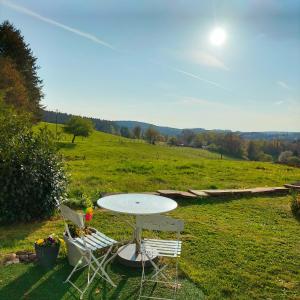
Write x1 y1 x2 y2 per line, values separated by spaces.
3 253 17 264
18 254 29 262
16 250 28 256
5 258 19 265
249 187 275 194
157 190 197 198
28 253 37 262
188 190 209 197
284 183 300 190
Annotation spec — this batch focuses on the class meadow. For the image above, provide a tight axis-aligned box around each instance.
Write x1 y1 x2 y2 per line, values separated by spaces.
1 123 300 299
39 123 300 202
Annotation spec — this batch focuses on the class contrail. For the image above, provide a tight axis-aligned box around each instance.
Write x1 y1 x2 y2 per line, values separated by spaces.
1 0 115 50
171 67 231 92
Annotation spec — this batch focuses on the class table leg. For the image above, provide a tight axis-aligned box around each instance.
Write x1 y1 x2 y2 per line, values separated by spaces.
134 225 141 255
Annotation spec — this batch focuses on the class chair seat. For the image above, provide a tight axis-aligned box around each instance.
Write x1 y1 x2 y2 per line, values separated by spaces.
142 238 182 258
73 230 117 252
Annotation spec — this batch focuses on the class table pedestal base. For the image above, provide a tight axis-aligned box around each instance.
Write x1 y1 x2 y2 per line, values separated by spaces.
117 244 158 268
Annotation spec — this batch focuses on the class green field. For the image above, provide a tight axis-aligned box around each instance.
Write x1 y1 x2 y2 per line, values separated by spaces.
39 123 300 202
1 123 300 299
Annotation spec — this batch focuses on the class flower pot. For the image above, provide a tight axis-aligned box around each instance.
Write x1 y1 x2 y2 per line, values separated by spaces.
63 234 83 267
35 243 60 269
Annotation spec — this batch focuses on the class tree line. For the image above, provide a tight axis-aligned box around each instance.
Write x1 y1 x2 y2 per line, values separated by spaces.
167 129 300 164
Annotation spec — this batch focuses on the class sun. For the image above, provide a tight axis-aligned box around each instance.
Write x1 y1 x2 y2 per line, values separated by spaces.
210 27 227 46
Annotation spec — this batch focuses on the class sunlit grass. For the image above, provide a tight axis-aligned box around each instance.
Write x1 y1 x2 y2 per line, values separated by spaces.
38 122 300 202
1 123 299 298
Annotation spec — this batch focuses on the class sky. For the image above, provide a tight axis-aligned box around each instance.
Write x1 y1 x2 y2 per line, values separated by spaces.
1 0 300 131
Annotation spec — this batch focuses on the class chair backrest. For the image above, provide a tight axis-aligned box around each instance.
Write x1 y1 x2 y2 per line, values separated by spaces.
136 215 184 233
59 204 85 229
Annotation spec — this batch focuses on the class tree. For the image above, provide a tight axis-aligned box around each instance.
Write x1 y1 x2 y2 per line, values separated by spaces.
132 126 142 139
0 57 30 110
120 126 131 138
64 116 94 143
144 127 160 144
247 141 261 161
278 151 293 163
0 100 67 223
222 133 246 158
180 129 196 146
0 21 43 118
168 136 178 146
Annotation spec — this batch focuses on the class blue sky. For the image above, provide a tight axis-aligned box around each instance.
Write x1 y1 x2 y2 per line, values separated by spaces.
1 0 300 131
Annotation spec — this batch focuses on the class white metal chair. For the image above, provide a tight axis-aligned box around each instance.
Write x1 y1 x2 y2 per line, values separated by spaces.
59 204 118 299
137 214 184 300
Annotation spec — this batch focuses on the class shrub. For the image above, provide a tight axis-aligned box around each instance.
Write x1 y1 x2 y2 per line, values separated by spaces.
258 153 273 162
0 103 67 223
286 156 300 166
278 151 293 163
291 192 300 219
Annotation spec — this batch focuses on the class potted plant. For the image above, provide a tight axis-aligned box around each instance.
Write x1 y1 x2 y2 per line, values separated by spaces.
35 234 64 268
64 206 95 266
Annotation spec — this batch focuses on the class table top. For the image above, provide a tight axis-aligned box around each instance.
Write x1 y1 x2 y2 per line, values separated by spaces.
97 193 177 215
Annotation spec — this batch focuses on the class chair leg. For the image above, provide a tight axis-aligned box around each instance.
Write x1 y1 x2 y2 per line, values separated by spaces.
64 256 83 283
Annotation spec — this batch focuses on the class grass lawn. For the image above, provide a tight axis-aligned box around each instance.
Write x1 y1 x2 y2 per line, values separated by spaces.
1 123 300 299
1 196 299 299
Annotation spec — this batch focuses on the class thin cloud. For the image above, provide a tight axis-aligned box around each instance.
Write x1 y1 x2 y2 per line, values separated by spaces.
171 67 231 92
1 0 115 50
277 81 291 90
275 100 284 105
186 50 229 71
177 96 228 108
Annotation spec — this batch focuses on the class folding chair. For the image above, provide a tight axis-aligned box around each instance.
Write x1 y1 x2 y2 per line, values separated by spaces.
59 204 118 299
137 214 184 300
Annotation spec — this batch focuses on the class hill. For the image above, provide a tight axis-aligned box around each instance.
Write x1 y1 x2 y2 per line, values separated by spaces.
43 110 300 140
39 122 300 200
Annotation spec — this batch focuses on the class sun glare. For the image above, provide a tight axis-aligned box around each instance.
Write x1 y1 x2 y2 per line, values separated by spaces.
210 27 227 46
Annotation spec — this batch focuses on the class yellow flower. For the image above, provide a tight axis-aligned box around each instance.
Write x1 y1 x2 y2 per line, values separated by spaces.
86 207 93 214
59 238 65 245
36 239 44 245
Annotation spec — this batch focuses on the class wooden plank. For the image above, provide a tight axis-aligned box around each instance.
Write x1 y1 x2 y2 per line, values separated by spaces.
202 189 252 196
249 187 275 194
188 190 209 197
272 187 290 193
157 190 197 198
284 184 300 190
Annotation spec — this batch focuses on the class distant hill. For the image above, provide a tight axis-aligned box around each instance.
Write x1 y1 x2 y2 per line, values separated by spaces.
239 131 300 141
42 110 119 134
42 110 300 141
115 120 186 136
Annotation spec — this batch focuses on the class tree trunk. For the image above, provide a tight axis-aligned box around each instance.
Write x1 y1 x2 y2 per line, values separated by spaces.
72 135 76 143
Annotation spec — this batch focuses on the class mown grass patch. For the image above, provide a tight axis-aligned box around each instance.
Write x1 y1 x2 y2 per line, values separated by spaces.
0 196 299 299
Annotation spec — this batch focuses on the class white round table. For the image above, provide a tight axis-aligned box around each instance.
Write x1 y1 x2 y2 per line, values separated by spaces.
97 193 177 267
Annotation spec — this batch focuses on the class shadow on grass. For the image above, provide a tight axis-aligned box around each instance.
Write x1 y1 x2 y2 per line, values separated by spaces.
0 259 77 300
56 142 76 150
0 221 45 255
0 258 204 300
176 193 290 207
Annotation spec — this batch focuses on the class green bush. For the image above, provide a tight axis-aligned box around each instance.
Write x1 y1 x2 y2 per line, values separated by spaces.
258 152 273 162
0 103 67 223
286 156 300 166
291 192 300 219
